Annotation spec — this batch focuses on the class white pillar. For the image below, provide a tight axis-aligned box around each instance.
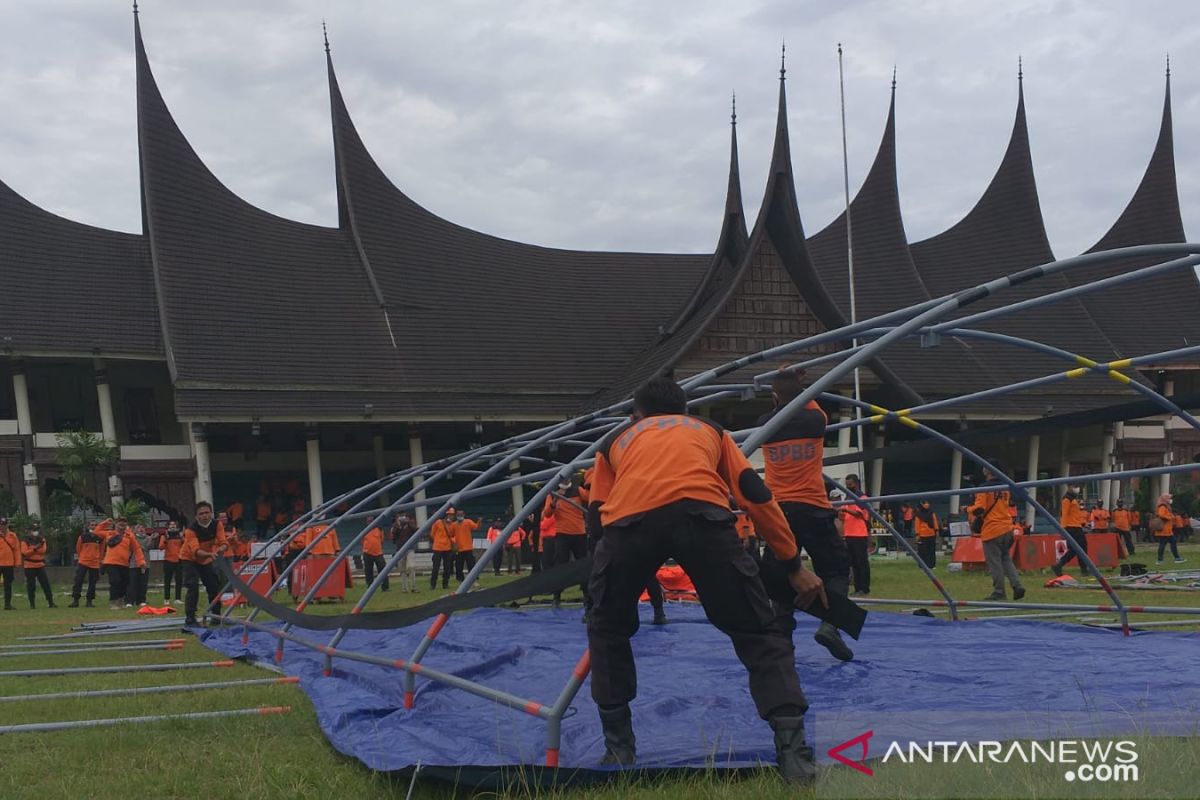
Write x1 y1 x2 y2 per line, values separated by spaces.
409 428 427 525
22 463 41 517
12 370 32 435
510 459 525 520
949 449 963 517
1111 422 1125 508
189 424 213 505
93 359 117 445
869 431 884 498
1025 434 1040 527
305 425 324 509
1161 450 1173 498
837 405 852 454
1099 426 1115 510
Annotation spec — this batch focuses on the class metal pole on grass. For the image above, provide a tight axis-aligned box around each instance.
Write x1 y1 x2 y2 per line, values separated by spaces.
0 706 290 735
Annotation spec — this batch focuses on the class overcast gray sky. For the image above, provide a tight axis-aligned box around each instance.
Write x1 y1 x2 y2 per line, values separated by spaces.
1 1 1197 258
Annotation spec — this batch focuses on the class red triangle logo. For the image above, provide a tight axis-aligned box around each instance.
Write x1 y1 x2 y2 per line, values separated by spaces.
827 730 874 776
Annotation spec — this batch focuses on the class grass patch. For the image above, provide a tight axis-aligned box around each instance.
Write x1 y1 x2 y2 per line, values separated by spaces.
0 543 1195 799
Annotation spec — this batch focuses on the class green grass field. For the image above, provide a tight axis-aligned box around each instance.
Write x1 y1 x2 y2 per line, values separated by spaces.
0 544 1196 800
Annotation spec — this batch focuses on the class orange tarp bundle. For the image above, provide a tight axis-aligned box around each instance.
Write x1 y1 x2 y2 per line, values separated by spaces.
639 564 697 602
136 605 177 616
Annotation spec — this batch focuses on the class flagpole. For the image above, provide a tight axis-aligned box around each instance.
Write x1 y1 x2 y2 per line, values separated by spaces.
838 43 864 480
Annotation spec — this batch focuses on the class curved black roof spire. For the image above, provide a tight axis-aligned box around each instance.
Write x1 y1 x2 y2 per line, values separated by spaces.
135 11 398 389
908 71 1125 397
1072 67 1195 357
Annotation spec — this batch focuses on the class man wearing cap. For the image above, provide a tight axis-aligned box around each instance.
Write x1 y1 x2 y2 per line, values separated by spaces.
0 517 21 610
971 465 1025 602
21 527 55 608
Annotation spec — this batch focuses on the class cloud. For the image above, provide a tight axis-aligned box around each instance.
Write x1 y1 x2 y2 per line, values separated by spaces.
1 0 1196 259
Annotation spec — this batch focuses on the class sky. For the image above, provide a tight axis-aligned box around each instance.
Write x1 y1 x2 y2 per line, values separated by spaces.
1 0 1198 258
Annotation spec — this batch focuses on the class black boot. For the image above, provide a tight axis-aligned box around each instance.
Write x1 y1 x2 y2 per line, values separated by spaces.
651 611 668 626
85 599 94 608
598 704 636 766
69 597 80 608
814 621 853 661
770 714 817 784
29 595 35 609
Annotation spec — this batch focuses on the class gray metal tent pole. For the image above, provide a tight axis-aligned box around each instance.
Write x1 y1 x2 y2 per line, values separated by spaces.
844 461 1200 507
0 706 290 735
0 660 235 677
853 597 1200 615
364 428 616 688
825 473 959 620
0 642 185 659
831 392 1131 633
931 253 1200 335
0 676 299 703
0 638 184 650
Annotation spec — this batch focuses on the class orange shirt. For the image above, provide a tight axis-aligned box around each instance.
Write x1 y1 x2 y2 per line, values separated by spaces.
361 527 385 558
1130 510 1141 526
1090 508 1111 530
76 531 104 569
0 532 22 567
101 530 146 568
305 525 339 556
180 523 227 565
1060 497 1086 529
255 500 271 521
971 490 1012 541
1112 509 1131 532
840 500 870 538
914 510 940 538
1155 503 1174 537
430 519 453 552
544 494 586 535
451 519 478 552
589 414 796 562
159 531 184 563
227 535 252 560
902 506 915 522
226 501 245 521
538 515 556 550
758 402 831 508
21 539 47 569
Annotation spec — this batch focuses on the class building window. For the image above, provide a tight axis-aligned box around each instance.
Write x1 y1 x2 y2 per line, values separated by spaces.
124 388 161 444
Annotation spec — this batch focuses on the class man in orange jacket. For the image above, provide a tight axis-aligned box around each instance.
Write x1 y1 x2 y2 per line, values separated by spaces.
181 501 228 626
69 523 104 607
839 475 871 597
361 515 389 591
1112 500 1135 556
21 528 55 608
971 465 1025 601
450 510 480 582
914 500 940 568
101 515 145 611
159 520 185 603
1052 486 1087 576
429 511 454 590
0 516 21 610
585 378 824 781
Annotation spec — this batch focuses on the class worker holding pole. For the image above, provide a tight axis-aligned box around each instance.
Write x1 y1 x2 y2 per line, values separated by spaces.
181 501 228 626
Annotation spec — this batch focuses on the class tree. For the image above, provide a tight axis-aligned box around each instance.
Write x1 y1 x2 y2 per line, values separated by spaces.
111 497 150 527
54 429 117 505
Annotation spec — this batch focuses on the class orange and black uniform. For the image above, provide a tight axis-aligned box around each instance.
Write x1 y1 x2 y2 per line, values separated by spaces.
101 526 145 604
71 528 105 604
1156 502 1182 562
0 528 23 609
160 528 185 601
1112 506 1135 555
429 518 454 589
227 531 252 562
1054 493 1087 572
547 488 588 602
21 535 55 607
972 488 1024 599
914 503 940 568
450 518 479 581
757 402 853 598
585 413 807 720
180 519 227 624
361 525 389 590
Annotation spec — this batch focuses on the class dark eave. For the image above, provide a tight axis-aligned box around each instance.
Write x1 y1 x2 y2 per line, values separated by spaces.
135 14 403 397
908 75 1126 391
0 177 160 359
1072 70 1198 357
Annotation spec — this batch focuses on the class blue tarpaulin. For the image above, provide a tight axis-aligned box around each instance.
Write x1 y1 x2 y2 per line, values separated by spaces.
200 606 1200 773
